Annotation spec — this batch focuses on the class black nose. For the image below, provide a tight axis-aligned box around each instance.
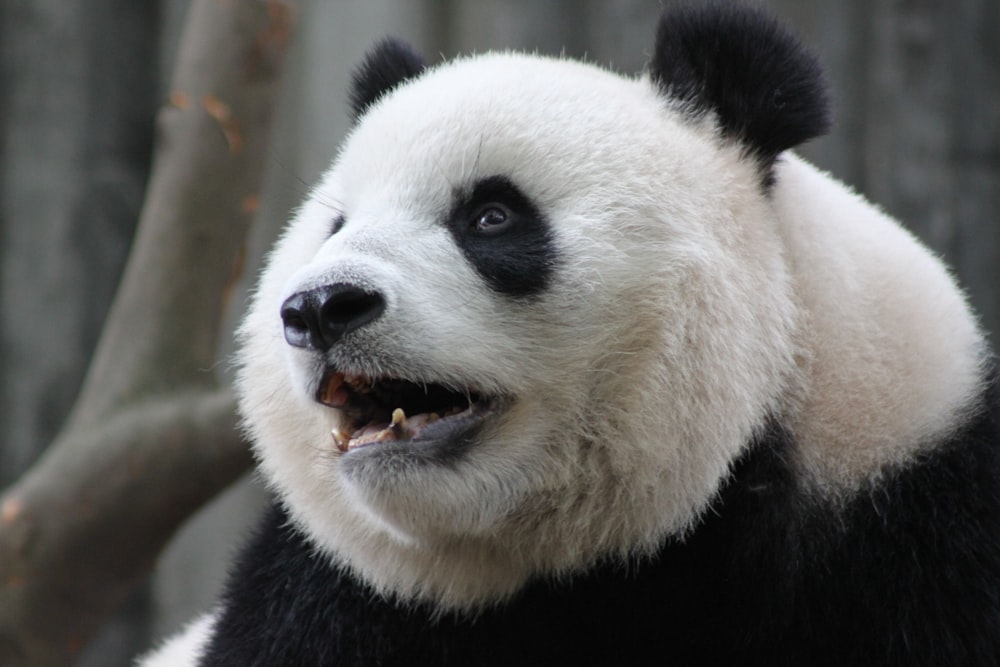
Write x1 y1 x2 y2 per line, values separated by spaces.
280 284 386 351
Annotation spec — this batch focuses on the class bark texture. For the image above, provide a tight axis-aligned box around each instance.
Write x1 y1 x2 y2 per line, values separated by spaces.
0 2 294 664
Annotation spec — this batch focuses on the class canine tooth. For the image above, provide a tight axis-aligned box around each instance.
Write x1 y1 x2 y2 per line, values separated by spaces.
427 413 440 423
331 427 350 453
390 408 410 437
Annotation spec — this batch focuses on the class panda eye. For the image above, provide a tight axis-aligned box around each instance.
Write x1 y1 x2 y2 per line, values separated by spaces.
470 205 514 236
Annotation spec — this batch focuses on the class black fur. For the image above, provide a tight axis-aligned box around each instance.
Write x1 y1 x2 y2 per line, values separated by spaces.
348 38 426 122
200 371 1000 667
649 3 830 186
446 175 556 299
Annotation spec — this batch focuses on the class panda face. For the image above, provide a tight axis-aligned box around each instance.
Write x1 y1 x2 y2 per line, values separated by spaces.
235 7 852 607
237 48 802 606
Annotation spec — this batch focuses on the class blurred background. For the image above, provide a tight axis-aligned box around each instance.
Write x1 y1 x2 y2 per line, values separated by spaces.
0 0 996 664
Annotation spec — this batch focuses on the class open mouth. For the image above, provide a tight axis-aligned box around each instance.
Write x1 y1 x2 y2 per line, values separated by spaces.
318 371 495 453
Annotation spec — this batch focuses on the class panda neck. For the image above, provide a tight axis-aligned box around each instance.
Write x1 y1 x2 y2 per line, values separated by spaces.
771 155 987 493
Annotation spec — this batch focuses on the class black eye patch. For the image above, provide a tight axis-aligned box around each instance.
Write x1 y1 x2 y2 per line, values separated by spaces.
446 176 556 299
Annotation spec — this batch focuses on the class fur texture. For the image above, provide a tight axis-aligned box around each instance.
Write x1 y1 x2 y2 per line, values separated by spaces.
203 385 1000 665
239 47 801 606
650 2 830 185
138 613 215 666
236 0 986 612
142 3 999 665
347 38 425 122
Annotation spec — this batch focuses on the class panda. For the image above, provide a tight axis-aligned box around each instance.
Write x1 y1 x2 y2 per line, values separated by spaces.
142 3 1000 666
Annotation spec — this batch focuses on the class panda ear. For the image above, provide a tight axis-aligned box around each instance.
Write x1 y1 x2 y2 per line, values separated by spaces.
349 38 427 122
649 3 830 180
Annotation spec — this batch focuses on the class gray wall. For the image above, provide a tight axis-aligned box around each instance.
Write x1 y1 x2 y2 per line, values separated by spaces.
0 1 995 664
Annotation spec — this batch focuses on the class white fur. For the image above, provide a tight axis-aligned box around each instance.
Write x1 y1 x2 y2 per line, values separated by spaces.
772 154 985 490
234 51 985 613
137 612 216 667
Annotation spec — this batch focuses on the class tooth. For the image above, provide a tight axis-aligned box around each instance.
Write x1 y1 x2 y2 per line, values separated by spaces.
356 425 396 447
390 408 409 436
331 427 350 453
427 413 440 423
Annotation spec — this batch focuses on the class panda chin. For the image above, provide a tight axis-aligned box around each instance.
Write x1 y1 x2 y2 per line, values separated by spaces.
316 370 499 461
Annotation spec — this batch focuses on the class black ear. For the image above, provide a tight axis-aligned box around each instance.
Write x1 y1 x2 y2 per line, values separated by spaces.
349 38 426 122
649 3 830 183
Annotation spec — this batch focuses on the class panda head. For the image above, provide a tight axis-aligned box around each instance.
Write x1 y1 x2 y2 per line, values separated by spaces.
237 5 828 606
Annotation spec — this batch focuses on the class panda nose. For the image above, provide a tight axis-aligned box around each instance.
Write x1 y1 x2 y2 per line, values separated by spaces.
280 284 386 352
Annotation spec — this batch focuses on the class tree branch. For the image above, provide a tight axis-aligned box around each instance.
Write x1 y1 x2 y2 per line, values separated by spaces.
0 390 248 665
0 2 295 664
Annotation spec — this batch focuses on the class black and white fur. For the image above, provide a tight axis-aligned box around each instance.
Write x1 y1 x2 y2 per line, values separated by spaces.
142 4 1000 665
